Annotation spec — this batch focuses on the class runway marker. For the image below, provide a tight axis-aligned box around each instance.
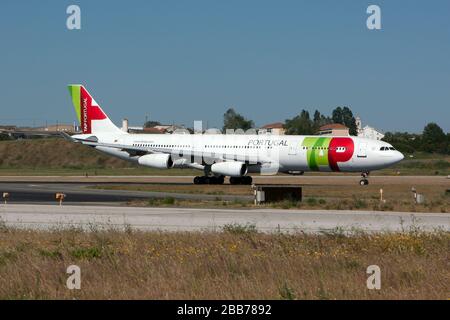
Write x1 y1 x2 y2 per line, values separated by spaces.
2 192 9 204
56 193 66 206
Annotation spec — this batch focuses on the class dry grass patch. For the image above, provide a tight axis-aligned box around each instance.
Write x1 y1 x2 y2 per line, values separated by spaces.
119 182 449 212
0 226 448 300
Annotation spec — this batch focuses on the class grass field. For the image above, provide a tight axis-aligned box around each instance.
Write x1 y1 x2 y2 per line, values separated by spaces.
94 181 450 213
0 139 449 176
0 138 197 176
0 226 448 299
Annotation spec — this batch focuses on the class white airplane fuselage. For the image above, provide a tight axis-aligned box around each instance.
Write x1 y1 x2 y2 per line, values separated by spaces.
73 132 404 174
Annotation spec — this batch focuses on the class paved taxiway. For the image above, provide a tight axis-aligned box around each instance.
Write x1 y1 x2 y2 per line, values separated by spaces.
0 204 448 233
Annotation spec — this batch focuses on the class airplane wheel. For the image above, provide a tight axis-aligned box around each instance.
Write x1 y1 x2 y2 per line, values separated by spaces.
359 179 369 186
195 176 225 185
194 176 208 184
244 176 253 185
230 177 241 185
216 176 225 185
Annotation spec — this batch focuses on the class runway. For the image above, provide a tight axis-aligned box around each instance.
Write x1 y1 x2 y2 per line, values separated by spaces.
0 182 252 204
1 204 448 233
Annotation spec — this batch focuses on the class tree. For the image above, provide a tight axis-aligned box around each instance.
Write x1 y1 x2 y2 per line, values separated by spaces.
284 109 314 135
332 107 343 124
421 123 447 153
312 109 332 132
222 108 254 132
331 106 357 135
313 110 321 124
383 132 417 154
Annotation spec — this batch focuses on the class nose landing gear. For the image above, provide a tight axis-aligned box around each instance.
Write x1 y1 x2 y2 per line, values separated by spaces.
359 172 370 186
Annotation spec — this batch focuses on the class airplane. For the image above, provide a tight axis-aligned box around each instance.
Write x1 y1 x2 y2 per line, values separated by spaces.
66 84 404 186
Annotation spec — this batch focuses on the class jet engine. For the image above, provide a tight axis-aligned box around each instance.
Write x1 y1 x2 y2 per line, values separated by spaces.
138 154 173 169
211 161 247 177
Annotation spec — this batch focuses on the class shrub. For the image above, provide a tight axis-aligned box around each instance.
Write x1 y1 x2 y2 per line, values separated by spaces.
70 246 102 259
279 282 296 300
222 223 258 235
162 197 175 205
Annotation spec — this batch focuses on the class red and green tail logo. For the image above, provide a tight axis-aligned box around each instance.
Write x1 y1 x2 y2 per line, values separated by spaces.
68 85 107 134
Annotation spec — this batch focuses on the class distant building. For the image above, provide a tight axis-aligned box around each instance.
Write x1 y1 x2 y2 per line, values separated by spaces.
124 120 186 134
153 125 184 133
0 125 17 132
259 122 285 135
356 116 384 140
36 124 76 133
127 126 144 133
318 123 349 136
143 127 167 134
121 119 129 132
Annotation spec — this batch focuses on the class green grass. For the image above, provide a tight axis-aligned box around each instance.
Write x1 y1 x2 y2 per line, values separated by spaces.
378 155 450 175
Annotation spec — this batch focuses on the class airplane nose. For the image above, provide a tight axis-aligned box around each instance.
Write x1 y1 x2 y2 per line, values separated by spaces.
394 151 404 163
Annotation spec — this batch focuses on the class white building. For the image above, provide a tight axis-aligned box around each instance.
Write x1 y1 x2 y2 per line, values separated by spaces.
356 116 384 140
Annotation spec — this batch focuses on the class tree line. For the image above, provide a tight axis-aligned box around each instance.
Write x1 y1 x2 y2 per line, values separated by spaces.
223 106 358 135
383 123 450 155
222 107 450 154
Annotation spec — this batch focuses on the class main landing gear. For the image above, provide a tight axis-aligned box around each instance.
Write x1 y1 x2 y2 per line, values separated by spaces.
359 172 370 186
193 165 253 185
193 175 225 185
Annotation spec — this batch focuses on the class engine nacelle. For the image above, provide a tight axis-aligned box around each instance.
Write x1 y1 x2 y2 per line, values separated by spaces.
211 161 247 177
138 153 173 169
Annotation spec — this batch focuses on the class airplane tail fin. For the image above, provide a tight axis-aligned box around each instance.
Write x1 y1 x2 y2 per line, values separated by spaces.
68 84 123 135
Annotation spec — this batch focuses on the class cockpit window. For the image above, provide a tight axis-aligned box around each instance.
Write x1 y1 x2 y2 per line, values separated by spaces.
380 146 396 151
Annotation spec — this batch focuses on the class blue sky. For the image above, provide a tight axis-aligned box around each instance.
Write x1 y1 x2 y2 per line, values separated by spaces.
0 0 449 132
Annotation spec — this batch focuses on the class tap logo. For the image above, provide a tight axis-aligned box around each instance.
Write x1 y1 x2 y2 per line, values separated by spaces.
302 137 354 171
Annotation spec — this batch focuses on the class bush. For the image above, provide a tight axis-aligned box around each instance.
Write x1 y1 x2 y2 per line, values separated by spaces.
70 246 102 259
223 223 258 235
162 197 175 205
353 198 368 209
279 282 296 300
